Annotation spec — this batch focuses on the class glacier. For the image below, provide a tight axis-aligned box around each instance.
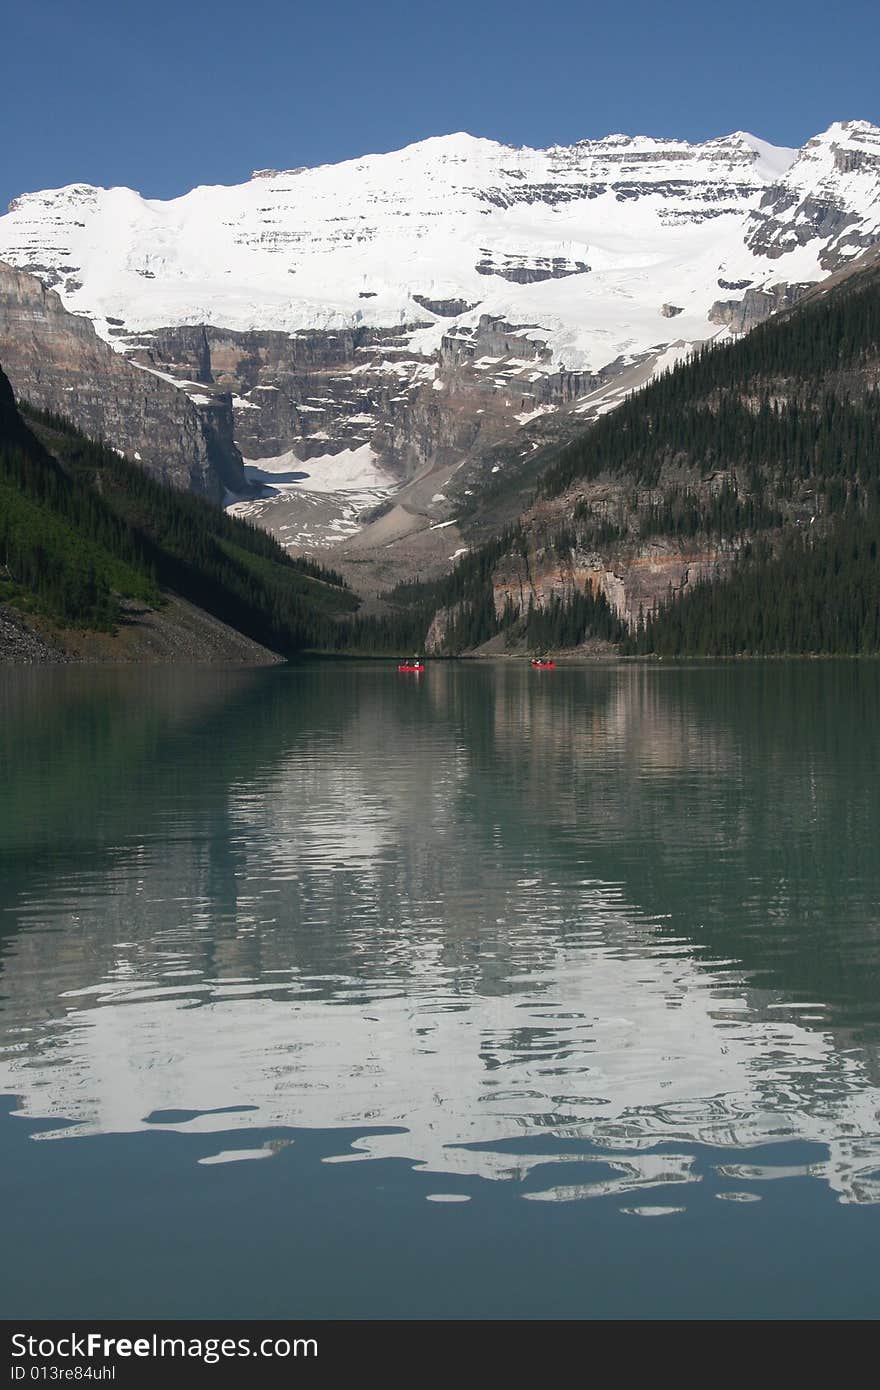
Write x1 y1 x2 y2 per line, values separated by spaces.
1 121 878 374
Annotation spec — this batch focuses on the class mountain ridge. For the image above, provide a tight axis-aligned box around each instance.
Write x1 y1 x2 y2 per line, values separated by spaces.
0 119 878 591
3 120 876 370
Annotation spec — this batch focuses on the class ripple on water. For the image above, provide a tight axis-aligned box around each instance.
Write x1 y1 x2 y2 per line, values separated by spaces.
2 662 880 1238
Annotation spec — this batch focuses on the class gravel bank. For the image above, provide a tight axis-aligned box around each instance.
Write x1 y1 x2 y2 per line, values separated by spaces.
0 596 283 666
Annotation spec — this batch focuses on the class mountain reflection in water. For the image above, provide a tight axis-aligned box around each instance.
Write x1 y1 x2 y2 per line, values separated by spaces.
2 661 880 1215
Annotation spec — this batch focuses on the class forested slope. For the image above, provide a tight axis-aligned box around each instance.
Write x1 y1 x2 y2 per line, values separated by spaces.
0 368 356 656
366 252 880 656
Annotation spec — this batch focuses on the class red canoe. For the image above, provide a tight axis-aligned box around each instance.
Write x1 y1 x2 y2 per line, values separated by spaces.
398 663 425 672
531 660 555 669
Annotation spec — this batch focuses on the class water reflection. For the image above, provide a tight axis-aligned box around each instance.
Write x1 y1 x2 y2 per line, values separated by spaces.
2 662 880 1213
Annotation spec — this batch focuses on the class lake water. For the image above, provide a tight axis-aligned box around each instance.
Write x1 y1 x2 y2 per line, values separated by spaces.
2 660 880 1320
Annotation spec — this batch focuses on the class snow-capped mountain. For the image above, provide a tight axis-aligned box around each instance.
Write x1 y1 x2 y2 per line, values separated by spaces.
0 120 877 559
2 122 877 362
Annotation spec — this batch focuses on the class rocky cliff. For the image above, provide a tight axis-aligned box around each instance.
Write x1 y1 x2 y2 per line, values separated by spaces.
114 308 636 494
0 262 245 500
709 281 815 334
119 319 435 471
488 538 730 631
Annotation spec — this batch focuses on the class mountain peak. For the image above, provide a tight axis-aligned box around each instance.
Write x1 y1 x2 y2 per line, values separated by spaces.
1 118 877 369
720 130 799 179
806 118 880 148
382 131 512 162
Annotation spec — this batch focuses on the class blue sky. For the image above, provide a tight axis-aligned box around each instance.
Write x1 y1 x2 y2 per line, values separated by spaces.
3 0 878 208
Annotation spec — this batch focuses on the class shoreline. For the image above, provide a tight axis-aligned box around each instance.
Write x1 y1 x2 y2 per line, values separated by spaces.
0 596 282 668
4 603 878 669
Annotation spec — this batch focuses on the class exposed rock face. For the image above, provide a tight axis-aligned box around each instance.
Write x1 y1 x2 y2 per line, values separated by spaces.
660 303 684 318
475 251 590 283
0 262 245 500
411 294 477 317
123 320 436 469
423 540 729 653
441 314 553 370
748 193 866 266
745 121 880 270
709 281 815 334
438 313 626 408
488 542 729 631
110 310 631 491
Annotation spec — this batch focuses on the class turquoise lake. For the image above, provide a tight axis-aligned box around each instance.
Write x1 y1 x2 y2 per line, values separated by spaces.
1 660 879 1319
